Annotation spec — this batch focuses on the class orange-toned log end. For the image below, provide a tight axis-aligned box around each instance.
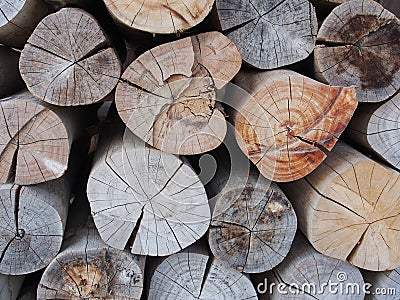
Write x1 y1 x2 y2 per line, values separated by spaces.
115 32 241 155
234 69 357 182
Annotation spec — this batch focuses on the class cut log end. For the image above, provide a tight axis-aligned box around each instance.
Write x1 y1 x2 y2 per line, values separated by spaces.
315 0 400 102
209 182 297 273
115 31 241 155
19 8 121 106
235 70 357 182
0 91 71 185
104 0 215 34
216 0 318 69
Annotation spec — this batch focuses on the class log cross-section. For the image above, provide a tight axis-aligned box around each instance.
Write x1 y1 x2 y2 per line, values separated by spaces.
87 127 210 256
19 8 121 106
314 0 400 103
215 0 318 69
115 31 241 155
234 70 357 182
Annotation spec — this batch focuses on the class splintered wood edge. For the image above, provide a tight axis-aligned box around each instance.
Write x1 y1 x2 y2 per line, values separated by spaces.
19 8 121 106
208 182 297 273
0 91 71 185
148 251 257 299
314 0 400 102
104 0 215 34
234 70 358 182
87 131 210 256
115 31 241 155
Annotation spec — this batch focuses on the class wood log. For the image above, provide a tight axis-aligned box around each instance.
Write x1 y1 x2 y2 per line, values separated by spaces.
253 233 365 299
19 7 121 106
345 94 400 170
215 0 318 69
0 0 51 49
103 0 214 35
148 243 258 299
234 69 358 182
280 141 400 271
0 91 79 185
115 31 241 155
0 46 24 98
87 125 210 256
314 0 400 103
363 267 400 299
0 274 25 300
205 139 297 273
37 223 145 299
0 178 70 275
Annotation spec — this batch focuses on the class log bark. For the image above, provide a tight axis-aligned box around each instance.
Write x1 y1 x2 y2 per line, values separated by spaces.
0 91 79 185
115 31 241 155
148 243 258 299
280 141 400 271
0 274 25 300
0 46 24 98
103 0 215 34
215 0 318 69
0 178 70 275
314 0 400 103
254 233 365 299
363 267 400 299
345 94 400 170
87 125 210 256
0 0 51 49
19 7 121 106
37 223 145 299
234 69 358 182
205 140 297 273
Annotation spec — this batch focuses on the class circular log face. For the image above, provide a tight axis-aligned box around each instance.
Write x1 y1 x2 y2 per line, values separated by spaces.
115 32 241 155
0 182 66 275
149 252 258 299
104 0 215 34
235 70 358 182
215 0 318 69
38 248 143 299
315 0 400 103
87 131 210 256
0 91 70 185
19 8 121 106
209 183 297 273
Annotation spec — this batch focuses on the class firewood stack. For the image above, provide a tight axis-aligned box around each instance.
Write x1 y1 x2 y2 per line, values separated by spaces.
0 0 399 299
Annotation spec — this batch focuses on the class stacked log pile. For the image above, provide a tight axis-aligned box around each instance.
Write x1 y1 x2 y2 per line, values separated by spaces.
0 0 399 298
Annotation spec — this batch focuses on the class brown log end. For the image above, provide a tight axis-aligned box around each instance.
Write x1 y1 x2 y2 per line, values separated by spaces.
234 70 357 182
315 0 400 103
115 31 241 155
19 8 121 106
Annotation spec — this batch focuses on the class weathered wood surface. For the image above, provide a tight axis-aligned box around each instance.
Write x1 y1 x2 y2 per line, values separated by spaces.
254 233 365 299
234 69 357 182
206 143 297 273
37 224 145 299
314 0 400 103
215 0 318 69
0 91 77 185
281 141 400 271
0 0 51 49
87 126 210 256
0 47 24 98
363 267 400 299
115 31 241 155
148 244 258 299
19 8 121 106
0 178 70 275
0 274 25 300
104 0 215 34
346 93 400 170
